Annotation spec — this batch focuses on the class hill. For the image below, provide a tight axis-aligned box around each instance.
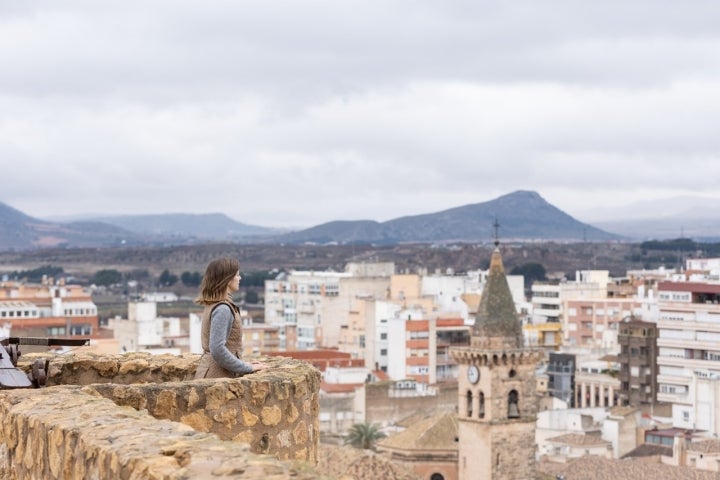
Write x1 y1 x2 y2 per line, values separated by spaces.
277 191 620 244
0 191 620 250
86 213 280 239
0 202 139 250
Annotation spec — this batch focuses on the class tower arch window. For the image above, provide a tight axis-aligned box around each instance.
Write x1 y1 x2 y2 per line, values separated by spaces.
430 474 445 480
508 389 520 418
478 391 485 419
466 390 473 418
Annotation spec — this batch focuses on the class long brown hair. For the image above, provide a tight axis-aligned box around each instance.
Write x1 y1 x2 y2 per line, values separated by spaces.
195 257 240 305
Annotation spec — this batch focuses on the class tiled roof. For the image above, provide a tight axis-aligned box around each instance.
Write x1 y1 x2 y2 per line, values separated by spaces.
538 456 720 480
622 443 673 459
320 382 363 394
546 433 609 447
688 439 720 454
658 281 720 295
608 405 638 417
377 412 458 451
317 445 421 480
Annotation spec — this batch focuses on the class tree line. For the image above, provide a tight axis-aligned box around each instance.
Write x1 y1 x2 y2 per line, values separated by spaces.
5 265 280 291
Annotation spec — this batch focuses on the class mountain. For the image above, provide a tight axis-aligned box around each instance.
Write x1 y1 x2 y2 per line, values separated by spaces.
277 190 620 244
0 202 140 250
575 196 720 241
0 191 620 251
86 213 280 239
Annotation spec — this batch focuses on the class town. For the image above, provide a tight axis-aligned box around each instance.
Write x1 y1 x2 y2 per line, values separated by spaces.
2 240 719 479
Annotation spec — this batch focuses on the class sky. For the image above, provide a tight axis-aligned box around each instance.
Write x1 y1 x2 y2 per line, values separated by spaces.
1 1 720 228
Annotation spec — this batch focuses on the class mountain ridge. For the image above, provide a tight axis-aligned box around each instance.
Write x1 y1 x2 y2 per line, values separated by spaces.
276 190 619 244
0 190 621 250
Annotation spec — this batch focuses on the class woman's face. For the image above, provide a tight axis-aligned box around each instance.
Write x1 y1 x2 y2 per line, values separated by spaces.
226 270 241 294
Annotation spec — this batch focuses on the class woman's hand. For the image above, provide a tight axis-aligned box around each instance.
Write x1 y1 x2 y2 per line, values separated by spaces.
250 362 270 372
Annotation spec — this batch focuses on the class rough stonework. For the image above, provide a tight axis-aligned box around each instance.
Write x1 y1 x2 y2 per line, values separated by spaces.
1 352 327 479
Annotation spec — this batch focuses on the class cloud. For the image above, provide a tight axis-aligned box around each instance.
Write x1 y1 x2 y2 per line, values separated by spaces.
1 1 719 227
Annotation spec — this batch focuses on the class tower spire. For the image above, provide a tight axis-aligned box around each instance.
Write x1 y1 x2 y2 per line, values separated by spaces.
472 220 523 349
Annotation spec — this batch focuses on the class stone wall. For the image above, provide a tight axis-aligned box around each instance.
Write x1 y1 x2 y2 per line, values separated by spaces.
0 352 328 479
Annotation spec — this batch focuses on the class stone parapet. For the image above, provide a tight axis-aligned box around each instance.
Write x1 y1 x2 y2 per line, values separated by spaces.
2 352 327 479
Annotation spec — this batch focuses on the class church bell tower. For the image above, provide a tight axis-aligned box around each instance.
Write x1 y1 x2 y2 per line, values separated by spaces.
451 238 543 480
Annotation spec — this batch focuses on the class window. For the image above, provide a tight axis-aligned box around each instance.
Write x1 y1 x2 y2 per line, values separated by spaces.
508 390 520 418
69 324 91 335
380 333 387 340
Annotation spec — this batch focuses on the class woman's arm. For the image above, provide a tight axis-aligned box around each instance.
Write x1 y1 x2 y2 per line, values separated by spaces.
208 304 254 375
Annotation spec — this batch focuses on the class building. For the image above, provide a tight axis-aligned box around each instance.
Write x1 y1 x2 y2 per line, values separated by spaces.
531 270 609 325
547 352 576 407
574 358 621 409
451 245 543 480
264 263 393 350
242 322 282 356
338 296 401 372
109 301 189 354
376 412 459 480
524 321 563 351
617 318 658 406
654 280 720 428
387 310 469 385
564 297 645 349
0 280 100 349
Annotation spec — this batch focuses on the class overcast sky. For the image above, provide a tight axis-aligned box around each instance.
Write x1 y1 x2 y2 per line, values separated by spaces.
1 1 719 228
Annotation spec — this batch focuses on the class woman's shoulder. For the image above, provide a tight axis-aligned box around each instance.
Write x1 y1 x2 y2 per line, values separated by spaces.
210 300 238 316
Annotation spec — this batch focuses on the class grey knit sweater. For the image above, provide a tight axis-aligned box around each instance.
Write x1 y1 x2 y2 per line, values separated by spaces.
209 304 254 374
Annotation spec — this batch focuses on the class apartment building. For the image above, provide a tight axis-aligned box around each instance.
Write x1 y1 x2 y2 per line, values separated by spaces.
338 297 401 372
531 270 609 326
338 268 531 381
547 352 576 407
387 308 469 385
0 280 99 346
524 321 563 351
617 318 658 406
242 323 282 356
264 262 393 350
422 270 529 324
564 298 644 349
654 279 720 429
109 301 189 354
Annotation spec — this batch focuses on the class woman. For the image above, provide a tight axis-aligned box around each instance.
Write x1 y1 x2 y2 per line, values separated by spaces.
194 257 268 379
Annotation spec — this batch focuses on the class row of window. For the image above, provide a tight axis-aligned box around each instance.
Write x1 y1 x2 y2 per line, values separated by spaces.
0 308 96 318
0 310 38 318
48 324 92 336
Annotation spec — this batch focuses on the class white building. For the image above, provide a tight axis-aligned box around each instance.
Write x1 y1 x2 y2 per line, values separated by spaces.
108 301 184 355
654 280 720 410
531 270 610 325
264 263 394 350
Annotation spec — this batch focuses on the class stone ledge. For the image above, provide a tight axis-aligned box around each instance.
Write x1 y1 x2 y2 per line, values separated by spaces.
2 352 329 479
0 387 331 480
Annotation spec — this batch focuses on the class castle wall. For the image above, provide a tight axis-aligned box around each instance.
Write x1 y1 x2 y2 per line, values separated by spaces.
0 352 324 479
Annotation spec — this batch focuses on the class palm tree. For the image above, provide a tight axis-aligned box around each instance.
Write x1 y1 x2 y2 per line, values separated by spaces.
344 422 387 450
